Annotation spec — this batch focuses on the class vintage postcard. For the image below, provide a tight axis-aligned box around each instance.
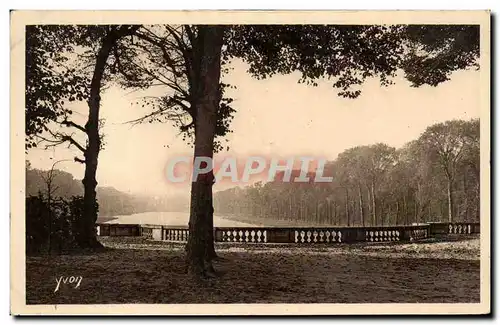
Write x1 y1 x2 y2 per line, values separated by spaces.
10 10 491 315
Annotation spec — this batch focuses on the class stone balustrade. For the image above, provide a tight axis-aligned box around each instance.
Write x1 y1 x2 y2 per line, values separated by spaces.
96 221 479 244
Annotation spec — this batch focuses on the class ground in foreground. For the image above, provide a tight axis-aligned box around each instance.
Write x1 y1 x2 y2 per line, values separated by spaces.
26 236 480 304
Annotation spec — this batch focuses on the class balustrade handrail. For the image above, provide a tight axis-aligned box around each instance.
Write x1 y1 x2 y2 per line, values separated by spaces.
96 222 479 231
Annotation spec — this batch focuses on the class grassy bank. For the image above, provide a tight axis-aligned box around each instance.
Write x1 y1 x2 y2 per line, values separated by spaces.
26 236 480 304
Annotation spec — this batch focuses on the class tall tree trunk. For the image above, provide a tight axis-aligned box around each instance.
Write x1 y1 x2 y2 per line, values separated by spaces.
371 182 376 226
396 200 400 225
414 199 418 224
388 203 392 225
77 33 116 250
358 185 364 226
345 188 350 226
463 171 469 222
403 194 408 225
447 177 454 223
185 26 224 277
367 189 372 225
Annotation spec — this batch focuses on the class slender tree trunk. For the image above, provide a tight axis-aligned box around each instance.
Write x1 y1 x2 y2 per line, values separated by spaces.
358 185 364 226
403 194 408 225
345 188 350 226
47 179 52 254
439 200 444 222
367 189 372 225
388 203 392 225
396 200 400 225
463 172 469 222
371 182 376 226
475 181 480 222
185 26 224 277
414 199 418 224
77 33 116 250
447 177 454 223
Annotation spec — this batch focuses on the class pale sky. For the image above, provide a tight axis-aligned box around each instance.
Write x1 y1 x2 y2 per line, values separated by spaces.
27 59 480 196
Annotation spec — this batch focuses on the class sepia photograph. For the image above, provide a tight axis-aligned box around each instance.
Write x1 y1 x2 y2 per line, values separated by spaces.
10 10 491 315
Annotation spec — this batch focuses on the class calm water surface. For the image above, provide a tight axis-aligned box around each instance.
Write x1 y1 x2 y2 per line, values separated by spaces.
102 211 257 227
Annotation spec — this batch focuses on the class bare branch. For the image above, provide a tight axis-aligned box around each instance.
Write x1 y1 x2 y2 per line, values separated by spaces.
61 119 86 133
112 45 138 82
39 129 87 153
74 157 86 164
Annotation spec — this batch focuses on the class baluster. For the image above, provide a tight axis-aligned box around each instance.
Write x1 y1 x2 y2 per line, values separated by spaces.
306 231 312 243
312 231 318 243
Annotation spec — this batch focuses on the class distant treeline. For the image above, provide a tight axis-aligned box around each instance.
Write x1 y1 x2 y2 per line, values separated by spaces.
26 162 189 217
214 119 480 226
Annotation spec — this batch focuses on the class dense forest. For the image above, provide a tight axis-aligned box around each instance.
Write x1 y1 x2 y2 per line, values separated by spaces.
26 162 189 217
214 119 480 227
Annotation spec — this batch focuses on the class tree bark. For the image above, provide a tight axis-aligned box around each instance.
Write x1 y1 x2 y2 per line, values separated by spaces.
77 33 116 250
185 26 224 277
